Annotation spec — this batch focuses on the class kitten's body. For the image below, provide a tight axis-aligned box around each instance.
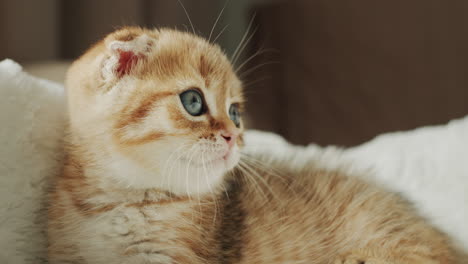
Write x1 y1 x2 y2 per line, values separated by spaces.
48 27 464 263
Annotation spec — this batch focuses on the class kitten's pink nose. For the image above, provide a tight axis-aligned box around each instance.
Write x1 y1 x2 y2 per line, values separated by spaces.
221 131 237 147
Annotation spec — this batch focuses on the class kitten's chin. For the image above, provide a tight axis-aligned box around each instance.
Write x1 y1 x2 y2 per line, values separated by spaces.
105 149 239 196
197 149 239 171
166 151 240 196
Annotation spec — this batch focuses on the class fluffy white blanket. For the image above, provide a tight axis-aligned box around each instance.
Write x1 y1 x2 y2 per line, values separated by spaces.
0 59 65 263
1 59 467 263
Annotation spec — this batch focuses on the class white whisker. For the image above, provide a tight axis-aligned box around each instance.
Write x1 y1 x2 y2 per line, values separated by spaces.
201 143 219 225
241 153 300 199
231 14 256 65
235 48 276 74
177 0 196 34
239 61 279 79
184 142 200 201
212 24 229 44
238 158 285 206
209 0 229 42
236 162 269 204
232 25 258 67
160 143 193 194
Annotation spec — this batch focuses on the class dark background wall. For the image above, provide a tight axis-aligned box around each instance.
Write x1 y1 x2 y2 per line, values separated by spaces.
0 0 252 61
248 0 468 145
1 0 468 146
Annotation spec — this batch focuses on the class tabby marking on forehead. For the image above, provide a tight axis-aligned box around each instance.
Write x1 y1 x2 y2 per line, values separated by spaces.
199 54 215 87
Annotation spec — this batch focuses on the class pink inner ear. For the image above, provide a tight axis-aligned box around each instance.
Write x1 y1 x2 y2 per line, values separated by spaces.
116 50 140 77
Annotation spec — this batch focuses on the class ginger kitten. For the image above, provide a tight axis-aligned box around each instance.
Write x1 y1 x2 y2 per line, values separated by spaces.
48 27 465 264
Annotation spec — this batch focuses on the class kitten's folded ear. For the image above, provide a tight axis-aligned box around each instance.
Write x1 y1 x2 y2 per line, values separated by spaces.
102 27 157 79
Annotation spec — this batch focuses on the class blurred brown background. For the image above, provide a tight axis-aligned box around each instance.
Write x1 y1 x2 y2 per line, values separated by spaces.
1 0 468 146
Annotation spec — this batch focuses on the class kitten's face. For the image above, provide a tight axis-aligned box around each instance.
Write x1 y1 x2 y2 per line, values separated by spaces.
67 27 244 195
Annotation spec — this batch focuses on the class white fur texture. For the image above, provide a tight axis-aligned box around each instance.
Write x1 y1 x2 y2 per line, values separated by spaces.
1 58 467 263
0 59 65 264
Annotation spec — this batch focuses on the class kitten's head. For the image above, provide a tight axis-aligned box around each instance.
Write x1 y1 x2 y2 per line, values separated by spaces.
66 27 244 195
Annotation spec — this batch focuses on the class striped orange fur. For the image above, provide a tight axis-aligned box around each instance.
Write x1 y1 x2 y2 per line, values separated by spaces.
48 27 466 263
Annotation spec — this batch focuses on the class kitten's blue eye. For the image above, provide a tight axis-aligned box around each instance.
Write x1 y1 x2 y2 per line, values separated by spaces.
229 104 241 127
180 89 205 116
